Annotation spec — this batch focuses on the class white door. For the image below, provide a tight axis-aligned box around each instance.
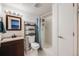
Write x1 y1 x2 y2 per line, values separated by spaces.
58 3 74 56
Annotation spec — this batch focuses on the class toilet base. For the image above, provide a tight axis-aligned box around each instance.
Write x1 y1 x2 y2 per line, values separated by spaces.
26 49 38 56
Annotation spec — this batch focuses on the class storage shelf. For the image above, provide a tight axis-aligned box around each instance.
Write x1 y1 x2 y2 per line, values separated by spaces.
28 29 35 30
25 24 36 26
26 34 35 36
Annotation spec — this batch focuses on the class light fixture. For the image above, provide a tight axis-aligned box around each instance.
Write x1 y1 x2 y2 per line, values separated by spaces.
33 3 41 8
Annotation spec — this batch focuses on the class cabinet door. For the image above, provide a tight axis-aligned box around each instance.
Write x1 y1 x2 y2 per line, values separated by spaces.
0 40 24 56
16 40 24 56
58 3 74 56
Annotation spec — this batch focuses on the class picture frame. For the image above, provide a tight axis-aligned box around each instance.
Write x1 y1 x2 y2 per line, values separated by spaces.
6 15 21 30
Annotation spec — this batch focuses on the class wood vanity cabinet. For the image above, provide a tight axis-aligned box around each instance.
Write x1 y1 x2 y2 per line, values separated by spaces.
0 39 24 56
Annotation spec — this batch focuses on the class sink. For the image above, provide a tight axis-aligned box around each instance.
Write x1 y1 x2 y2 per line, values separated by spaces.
1 33 24 43
1 37 24 43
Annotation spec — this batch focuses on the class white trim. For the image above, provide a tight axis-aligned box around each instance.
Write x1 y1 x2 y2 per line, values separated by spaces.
52 4 58 56
73 3 78 56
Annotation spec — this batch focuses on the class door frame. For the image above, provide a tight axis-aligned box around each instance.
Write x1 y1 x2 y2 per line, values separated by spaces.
73 3 78 56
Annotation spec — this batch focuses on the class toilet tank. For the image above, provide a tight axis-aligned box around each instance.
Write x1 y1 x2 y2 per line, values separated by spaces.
27 36 35 43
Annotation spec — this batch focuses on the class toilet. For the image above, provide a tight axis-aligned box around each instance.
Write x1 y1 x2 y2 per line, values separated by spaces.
27 36 40 56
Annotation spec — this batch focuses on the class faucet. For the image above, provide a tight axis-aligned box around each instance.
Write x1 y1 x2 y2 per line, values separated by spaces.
12 34 16 38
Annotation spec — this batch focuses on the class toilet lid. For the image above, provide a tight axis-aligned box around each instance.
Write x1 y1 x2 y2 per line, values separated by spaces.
31 42 40 49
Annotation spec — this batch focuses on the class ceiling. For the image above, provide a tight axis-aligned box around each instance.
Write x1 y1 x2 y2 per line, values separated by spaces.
2 3 52 16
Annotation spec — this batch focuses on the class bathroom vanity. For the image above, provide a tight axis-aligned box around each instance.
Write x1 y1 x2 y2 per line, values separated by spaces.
0 37 24 56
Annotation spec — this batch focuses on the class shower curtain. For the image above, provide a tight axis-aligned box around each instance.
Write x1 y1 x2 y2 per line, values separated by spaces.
35 16 42 49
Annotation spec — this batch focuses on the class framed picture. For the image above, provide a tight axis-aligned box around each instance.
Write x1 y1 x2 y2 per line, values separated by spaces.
6 15 21 30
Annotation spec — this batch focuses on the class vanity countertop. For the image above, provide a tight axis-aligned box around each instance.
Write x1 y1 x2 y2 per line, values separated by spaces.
1 37 24 43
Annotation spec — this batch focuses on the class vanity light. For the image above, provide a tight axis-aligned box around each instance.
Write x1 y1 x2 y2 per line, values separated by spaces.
13 12 16 15
5 10 23 17
17 13 19 16
5 10 10 14
5 10 9 13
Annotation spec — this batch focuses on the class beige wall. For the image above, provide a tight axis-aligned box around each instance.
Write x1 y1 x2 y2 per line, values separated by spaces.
1 4 25 38
41 12 52 48
43 15 52 48
44 15 52 48
2 14 24 37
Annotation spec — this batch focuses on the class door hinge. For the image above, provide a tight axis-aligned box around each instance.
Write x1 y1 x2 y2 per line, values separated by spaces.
73 3 74 7
73 32 75 37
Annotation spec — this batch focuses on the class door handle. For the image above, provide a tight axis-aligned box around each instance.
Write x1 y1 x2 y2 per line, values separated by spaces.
58 36 64 39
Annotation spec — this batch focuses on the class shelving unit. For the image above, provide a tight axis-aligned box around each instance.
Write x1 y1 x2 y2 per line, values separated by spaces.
24 22 36 53
25 23 36 36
